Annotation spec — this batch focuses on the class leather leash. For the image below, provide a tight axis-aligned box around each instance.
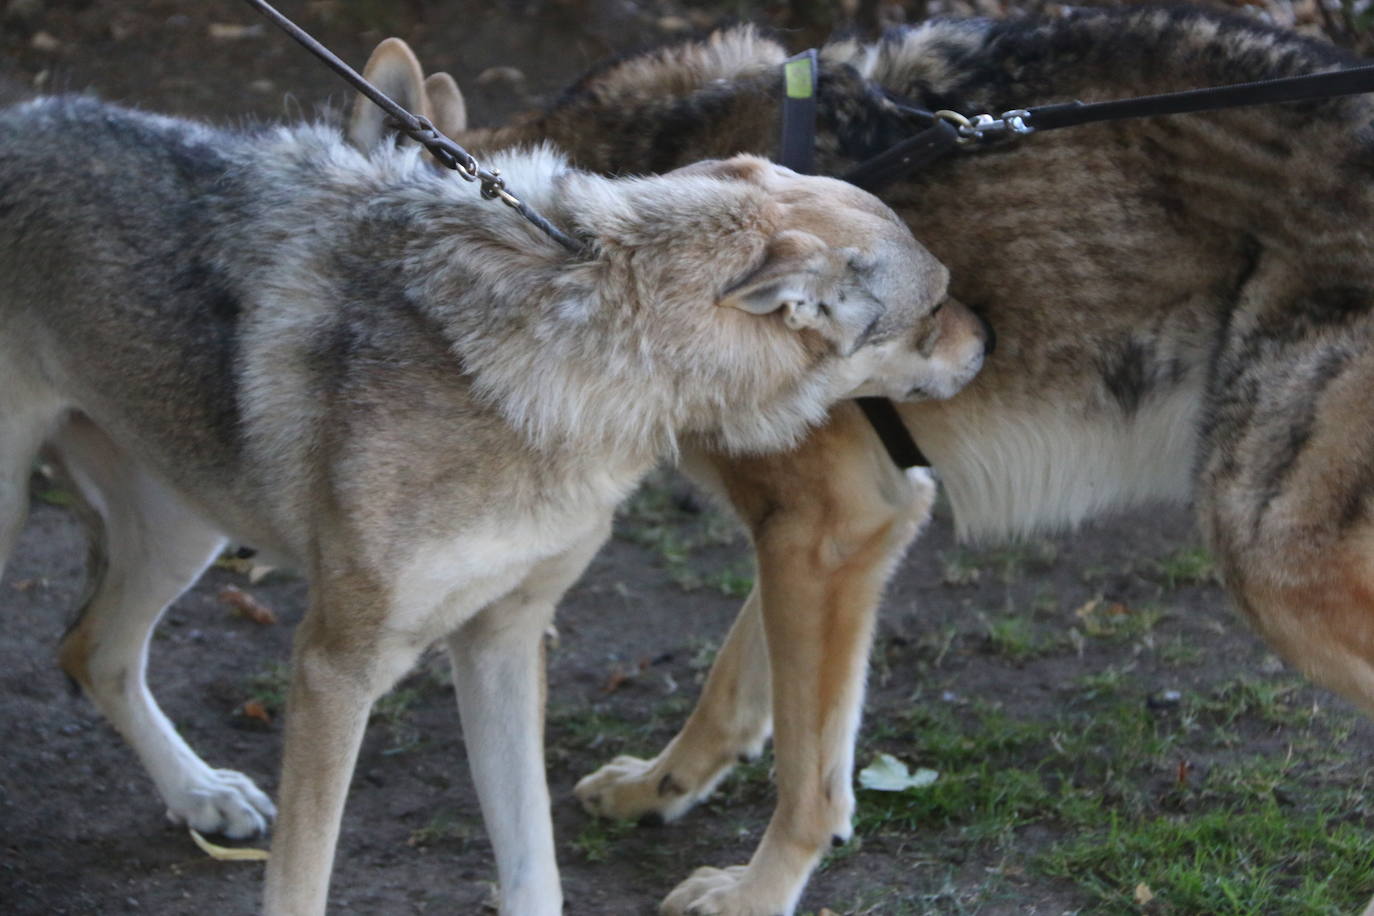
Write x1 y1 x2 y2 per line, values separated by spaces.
241 0 588 257
846 54 1374 193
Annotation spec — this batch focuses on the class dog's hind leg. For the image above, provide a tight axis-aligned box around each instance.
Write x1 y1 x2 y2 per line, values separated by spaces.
1199 325 1374 913
49 416 275 839
447 524 609 916
652 404 934 916
0 383 62 582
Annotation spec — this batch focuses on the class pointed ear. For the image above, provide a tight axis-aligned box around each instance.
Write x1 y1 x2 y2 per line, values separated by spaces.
423 72 467 136
719 230 828 326
348 38 427 151
719 231 884 353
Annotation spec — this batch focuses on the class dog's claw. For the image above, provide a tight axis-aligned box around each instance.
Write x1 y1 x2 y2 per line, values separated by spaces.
575 754 695 823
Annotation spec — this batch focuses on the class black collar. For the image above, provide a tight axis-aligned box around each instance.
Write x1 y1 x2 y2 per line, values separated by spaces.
777 50 932 471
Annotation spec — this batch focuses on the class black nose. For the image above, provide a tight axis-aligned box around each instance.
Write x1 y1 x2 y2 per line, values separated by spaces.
977 312 996 357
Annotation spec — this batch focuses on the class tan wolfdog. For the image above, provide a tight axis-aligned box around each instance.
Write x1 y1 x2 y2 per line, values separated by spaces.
356 4 1374 913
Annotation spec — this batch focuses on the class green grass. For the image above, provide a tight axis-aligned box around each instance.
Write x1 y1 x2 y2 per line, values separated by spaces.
615 471 753 597
1153 546 1217 589
569 816 636 863
1041 807 1374 914
855 679 1374 914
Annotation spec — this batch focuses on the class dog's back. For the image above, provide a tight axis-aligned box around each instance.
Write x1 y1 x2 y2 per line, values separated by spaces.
0 98 261 479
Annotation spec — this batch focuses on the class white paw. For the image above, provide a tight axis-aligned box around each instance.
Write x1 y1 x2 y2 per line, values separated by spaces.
660 866 782 916
575 755 695 824
164 768 275 839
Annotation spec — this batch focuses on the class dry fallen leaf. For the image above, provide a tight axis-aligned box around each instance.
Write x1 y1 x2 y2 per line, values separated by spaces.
601 666 633 695
219 585 278 626
1073 597 1102 619
1134 882 1155 905
189 828 269 862
241 700 272 725
207 23 263 41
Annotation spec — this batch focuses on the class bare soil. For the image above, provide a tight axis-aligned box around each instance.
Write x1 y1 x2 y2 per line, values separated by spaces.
1 2 1372 915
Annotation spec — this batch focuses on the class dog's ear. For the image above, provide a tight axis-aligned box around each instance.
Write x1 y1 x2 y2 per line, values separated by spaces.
719 231 882 352
348 38 427 151
423 72 467 135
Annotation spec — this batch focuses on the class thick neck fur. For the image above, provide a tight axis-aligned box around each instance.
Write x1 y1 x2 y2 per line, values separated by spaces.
236 137 826 464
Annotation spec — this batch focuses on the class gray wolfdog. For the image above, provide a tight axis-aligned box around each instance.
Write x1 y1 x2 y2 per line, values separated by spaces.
0 95 991 913
366 5 1374 913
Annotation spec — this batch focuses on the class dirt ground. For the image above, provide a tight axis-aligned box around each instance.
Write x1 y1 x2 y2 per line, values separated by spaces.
2 2 1374 915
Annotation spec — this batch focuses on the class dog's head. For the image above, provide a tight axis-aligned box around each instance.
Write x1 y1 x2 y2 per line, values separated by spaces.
546 155 989 452
690 157 990 404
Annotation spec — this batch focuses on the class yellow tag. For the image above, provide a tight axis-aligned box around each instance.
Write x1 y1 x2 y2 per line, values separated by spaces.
784 57 813 100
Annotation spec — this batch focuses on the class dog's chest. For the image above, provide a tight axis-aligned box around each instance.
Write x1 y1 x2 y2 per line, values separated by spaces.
384 482 624 644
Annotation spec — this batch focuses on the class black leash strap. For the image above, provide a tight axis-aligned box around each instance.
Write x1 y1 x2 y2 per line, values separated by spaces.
843 119 959 192
1028 60 1374 131
778 50 931 470
239 0 587 257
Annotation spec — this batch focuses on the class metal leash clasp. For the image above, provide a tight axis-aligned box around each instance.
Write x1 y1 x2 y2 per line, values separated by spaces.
934 109 1034 146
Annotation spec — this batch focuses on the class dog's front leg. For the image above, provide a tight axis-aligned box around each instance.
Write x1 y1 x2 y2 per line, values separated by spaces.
661 405 935 916
447 528 609 916
264 579 413 916
576 584 772 823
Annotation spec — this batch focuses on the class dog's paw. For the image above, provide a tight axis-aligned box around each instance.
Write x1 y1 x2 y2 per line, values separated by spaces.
164 768 276 839
575 755 697 824
660 866 781 916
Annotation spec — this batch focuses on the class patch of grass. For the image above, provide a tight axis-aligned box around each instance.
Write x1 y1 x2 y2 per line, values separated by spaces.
548 702 649 755
1040 805 1374 914
372 685 424 754
244 662 291 716
940 549 983 586
1153 546 1217 588
981 612 1046 661
940 540 1058 589
1073 597 1167 642
857 681 1374 914
1190 677 1311 731
569 816 635 863
615 471 751 597
1158 635 1205 668
1075 664 1136 701
407 811 475 850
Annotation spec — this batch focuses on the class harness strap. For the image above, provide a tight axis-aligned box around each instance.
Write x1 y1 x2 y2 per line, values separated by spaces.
780 49 819 174
778 50 931 471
